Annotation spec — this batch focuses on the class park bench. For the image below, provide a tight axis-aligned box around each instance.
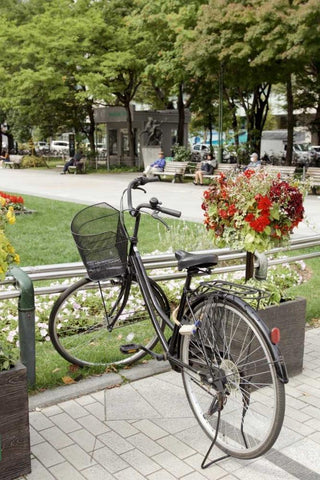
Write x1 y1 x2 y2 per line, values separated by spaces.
306 167 320 194
215 163 239 176
2 155 24 169
56 157 87 174
153 161 189 183
184 162 238 183
265 165 296 180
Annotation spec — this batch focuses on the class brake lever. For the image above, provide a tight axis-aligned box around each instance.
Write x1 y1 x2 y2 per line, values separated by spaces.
152 212 170 231
136 187 146 194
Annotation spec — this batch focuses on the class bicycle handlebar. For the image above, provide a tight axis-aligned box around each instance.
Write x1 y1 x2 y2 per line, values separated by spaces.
127 176 181 218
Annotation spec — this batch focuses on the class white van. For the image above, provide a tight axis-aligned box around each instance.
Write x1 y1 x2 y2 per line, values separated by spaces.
50 140 69 153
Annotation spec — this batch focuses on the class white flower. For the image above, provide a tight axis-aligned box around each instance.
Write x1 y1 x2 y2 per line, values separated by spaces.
40 328 47 337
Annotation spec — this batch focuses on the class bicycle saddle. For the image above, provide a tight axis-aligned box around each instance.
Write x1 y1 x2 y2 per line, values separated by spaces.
175 250 218 271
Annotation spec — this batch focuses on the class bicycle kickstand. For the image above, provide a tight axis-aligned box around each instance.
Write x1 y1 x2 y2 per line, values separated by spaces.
201 410 230 469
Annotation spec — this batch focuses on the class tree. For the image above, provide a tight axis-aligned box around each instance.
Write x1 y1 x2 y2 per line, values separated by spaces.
182 0 320 161
131 0 209 146
0 0 102 153
287 0 320 143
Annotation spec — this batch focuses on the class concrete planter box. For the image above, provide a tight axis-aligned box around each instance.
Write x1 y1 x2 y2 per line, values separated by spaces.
0 363 31 480
259 297 306 377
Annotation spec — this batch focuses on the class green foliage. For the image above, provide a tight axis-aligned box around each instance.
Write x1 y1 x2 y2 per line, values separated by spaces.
0 341 18 371
172 144 192 162
21 155 46 168
0 0 320 162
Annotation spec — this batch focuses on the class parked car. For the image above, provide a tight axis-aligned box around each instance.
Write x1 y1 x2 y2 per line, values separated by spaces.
35 141 49 152
291 144 312 166
84 142 107 153
191 143 211 161
50 140 69 154
309 146 320 165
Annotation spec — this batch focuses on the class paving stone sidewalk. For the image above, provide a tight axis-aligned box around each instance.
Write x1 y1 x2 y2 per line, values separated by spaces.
17 328 320 480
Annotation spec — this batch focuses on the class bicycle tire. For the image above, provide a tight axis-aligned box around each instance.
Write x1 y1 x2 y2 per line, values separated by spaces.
49 276 169 367
180 293 285 459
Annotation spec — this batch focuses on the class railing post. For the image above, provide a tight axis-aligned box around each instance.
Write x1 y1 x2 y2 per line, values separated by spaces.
9 266 35 387
254 252 268 281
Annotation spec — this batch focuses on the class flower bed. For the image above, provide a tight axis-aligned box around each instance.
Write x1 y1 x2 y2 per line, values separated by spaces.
0 194 20 280
0 192 25 211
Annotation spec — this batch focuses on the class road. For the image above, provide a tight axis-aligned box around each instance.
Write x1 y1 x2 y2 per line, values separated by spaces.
1 167 320 237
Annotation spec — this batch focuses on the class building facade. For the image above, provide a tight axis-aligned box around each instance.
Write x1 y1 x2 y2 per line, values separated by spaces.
94 106 190 168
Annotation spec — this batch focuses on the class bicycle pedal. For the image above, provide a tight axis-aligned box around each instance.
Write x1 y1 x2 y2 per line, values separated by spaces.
120 343 140 354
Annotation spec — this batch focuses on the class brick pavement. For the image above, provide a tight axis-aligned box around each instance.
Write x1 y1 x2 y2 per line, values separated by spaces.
18 328 320 480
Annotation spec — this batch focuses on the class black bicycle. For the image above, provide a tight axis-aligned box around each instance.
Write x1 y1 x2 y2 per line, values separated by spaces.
49 176 287 464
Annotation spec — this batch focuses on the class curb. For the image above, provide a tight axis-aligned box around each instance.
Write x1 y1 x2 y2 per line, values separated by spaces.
28 360 171 411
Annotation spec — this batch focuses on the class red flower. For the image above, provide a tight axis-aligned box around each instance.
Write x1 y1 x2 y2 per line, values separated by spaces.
243 169 255 178
245 213 255 222
218 209 228 219
256 194 272 212
248 214 270 233
228 204 237 216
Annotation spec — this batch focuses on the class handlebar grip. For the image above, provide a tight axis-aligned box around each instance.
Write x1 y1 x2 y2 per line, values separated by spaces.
140 176 159 185
158 206 181 218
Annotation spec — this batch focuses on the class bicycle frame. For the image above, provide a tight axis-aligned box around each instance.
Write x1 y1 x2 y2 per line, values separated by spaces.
126 205 188 367
121 176 288 383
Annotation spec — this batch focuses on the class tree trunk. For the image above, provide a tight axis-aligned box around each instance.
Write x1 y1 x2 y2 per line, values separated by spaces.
313 103 320 145
125 102 135 163
240 84 271 156
286 75 294 166
86 104 96 157
177 83 185 146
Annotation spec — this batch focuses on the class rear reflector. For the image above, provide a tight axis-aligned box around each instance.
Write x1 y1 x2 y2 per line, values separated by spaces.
270 327 280 345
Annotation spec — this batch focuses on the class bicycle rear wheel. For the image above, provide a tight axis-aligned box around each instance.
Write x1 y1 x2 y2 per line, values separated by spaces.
180 293 285 459
49 276 169 367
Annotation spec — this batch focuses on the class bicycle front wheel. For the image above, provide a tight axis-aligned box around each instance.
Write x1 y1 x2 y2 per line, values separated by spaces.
49 276 169 367
180 293 285 459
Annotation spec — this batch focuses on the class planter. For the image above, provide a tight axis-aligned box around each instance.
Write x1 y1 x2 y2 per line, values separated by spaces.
259 297 306 377
0 363 31 480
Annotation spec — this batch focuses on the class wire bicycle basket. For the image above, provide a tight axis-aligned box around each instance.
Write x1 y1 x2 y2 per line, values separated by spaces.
71 203 128 281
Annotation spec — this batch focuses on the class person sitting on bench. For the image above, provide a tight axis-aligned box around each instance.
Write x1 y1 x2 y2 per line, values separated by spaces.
143 151 166 178
61 150 83 174
0 150 10 163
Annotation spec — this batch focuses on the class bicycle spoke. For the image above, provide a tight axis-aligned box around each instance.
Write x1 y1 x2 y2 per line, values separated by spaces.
181 294 285 459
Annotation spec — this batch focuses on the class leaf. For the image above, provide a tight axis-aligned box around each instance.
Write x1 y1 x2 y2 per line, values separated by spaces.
62 376 76 385
52 368 61 373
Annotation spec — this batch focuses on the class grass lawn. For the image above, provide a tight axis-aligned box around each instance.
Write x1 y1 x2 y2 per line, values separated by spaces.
3 193 320 392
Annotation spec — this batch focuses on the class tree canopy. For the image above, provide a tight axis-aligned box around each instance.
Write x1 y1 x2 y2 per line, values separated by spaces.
0 0 319 161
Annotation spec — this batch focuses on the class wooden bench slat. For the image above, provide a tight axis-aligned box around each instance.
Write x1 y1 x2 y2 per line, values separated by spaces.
2 155 23 169
306 167 320 192
154 161 189 183
265 165 296 179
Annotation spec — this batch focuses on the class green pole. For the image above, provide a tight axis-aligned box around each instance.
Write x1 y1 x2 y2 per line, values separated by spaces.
9 266 35 387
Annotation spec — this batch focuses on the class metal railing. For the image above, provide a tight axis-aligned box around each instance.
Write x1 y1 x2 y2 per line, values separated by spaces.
2 234 320 386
